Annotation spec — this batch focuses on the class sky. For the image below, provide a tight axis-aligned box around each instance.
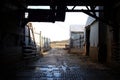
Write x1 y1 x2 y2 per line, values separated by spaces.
32 12 89 41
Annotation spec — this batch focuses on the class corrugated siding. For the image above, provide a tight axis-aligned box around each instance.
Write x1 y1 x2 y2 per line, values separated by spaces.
70 32 84 48
90 22 99 47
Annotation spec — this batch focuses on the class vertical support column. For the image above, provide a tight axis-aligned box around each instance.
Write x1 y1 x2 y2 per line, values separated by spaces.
40 31 42 54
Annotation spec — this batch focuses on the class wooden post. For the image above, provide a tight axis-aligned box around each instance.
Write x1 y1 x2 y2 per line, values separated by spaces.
40 31 42 53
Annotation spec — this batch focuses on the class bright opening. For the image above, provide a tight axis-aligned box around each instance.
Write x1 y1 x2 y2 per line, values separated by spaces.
27 6 50 9
67 6 88 10
25 12 29 18
31 12 89 42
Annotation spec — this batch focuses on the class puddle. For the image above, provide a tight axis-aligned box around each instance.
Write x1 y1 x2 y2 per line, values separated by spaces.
46 72 53 77
62 65 70 72
47 65 56 67
53 71 61 77
35 63 81 78
35 65 62 78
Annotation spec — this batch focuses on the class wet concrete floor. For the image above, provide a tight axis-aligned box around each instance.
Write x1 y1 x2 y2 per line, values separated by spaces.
1 48 120 80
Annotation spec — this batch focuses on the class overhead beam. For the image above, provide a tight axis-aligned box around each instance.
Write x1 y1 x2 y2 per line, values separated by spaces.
66 9 103 12
72 6 76 10
82 9 117 27
26 0 105 6
26 9 103 12
90 6 97 17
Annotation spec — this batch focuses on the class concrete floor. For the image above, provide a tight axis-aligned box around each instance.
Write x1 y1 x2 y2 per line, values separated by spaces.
1 48 120 80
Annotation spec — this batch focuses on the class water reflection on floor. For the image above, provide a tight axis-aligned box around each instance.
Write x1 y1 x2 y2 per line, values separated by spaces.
14 48 120 80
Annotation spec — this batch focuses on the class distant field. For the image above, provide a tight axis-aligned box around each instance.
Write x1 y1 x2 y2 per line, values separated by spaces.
50 40 69 48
